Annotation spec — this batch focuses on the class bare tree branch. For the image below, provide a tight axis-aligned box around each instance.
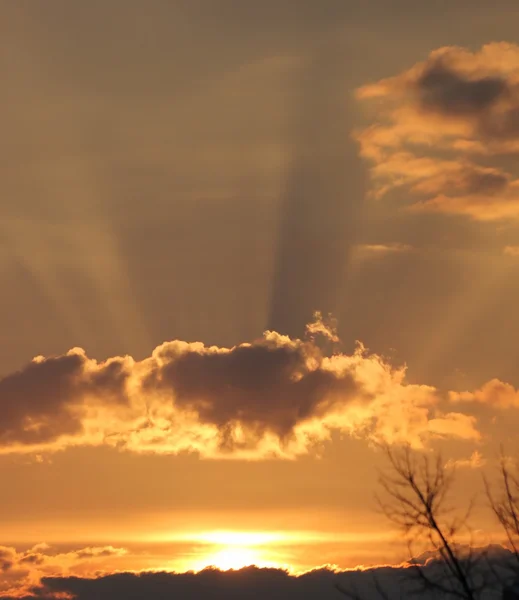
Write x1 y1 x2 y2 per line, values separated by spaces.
337 445 483 600
485 448 519 576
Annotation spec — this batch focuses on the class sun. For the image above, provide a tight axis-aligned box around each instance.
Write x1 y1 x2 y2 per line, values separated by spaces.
197 546 265 571
187 530 287 572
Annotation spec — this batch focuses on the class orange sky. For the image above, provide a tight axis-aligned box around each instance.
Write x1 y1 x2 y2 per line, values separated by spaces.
1 1 519 597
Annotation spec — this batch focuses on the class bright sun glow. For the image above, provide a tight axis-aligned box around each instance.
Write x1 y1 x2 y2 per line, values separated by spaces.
177 530 290 572
192 546 280 571
160 529 378 573
193 530 286 546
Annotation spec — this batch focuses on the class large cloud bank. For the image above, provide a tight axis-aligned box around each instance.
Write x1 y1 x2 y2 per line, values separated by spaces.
0 317 481 459
3 545 517 600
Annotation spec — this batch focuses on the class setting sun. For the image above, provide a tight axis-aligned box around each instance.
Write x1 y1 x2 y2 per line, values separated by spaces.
191 546 280 572
192 531 287 547
175 531 290 572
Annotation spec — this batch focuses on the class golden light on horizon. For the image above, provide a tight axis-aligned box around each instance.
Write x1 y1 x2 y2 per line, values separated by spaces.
174 530 291 572
190 546 283 572
191 530 289 546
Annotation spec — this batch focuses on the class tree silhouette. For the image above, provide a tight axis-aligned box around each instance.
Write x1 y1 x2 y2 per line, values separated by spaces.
337 445 490 599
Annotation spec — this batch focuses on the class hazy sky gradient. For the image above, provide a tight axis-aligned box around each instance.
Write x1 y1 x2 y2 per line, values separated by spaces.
2 1 519 596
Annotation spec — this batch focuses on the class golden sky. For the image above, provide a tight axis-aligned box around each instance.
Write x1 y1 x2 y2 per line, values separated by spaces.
1 1 519 598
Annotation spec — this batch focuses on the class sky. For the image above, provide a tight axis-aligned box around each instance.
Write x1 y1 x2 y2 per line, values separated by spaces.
2 1 519 598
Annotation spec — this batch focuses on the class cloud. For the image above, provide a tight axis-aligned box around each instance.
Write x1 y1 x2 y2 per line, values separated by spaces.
0 566 362 600
7 545 517 600
0 318 480 459
0 349 133 451
355 43 519 221
73 547 127 560
445 450 487 470
0 544 128 597
415 59 509 117
449 378 519 409
504 245 519 256
304 312 340 344
353 243 413 259
427 412 480 440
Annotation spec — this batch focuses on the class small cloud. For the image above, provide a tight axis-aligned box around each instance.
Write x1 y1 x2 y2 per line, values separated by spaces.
427 413 481 441
0 543 130 596
74 546 128 560
305 312 340 344
504 245 519 256
352 243 413 266
356 243 412 255
449 379 519 409
445 450 486 470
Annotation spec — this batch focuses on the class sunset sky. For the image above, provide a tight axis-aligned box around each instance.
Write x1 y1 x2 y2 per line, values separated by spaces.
2 1 519 598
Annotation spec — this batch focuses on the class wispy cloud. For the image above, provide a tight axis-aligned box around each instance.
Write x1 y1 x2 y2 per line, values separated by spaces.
504 245 519 256
355 43 519 221
354 243 413 258
0 543 127 597
445 450 487 470
450 378 519 409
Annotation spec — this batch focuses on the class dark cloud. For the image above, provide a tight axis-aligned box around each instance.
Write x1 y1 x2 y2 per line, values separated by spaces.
0 351 130 448
458 168 510 195
6 568 401 600
413 57 519 147
356 43 519 221
10 546 517 600
74 547 125 560
0 353 86 447
19 554 45 566
0 548 14 572
148 338 358 444
480 105 519 142
409 160 510 197
416 60 508 116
